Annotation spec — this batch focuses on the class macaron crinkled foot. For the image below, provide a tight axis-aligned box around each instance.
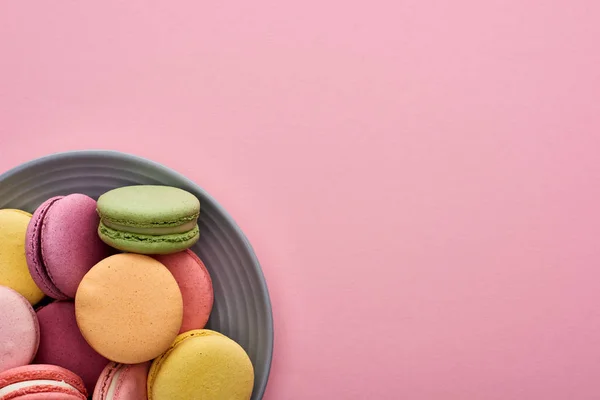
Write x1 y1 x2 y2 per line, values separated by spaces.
96 185 200 255
0 209 44 305
34 301 109 395
75 253 183 364
0 286 40 374
0 364 88 400
25 194 111 300
92 362 150 400
154 250 214 332
148 329 254 400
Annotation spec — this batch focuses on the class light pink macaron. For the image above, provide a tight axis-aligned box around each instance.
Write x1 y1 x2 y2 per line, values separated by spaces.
0 286 40 373
154 250 214 332
0 364 87 399
93 362 151 400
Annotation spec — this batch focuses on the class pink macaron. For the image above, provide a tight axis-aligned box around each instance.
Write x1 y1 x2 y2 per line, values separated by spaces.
25 194 111 300
154 250 214 332
92 362 150 400
34 301 109 395
0 364 87 399
0 286 40 374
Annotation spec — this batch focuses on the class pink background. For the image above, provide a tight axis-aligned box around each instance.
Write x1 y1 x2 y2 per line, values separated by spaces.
1 1 600 398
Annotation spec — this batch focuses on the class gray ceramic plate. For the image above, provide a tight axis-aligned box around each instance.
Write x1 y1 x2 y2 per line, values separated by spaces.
0 150 273 399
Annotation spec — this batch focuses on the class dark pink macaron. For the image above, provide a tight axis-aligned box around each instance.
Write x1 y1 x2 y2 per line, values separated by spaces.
25 194 111 300
92 362 150 400
154 249 214 332
0 364 87 399
34 301 109 395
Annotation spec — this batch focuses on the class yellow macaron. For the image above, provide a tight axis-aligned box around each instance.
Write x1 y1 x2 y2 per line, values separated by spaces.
148 329 254 400
0 209 44 304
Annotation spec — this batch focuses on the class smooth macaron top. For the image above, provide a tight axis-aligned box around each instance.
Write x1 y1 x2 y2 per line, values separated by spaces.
35 301 109 395
75 254 184 364
148 329 254 400
0 286 40 373
0 364 88 400
97 185 200 233
92 362 150 400
0 209 44 305
154 250 214 332
26 194 111 299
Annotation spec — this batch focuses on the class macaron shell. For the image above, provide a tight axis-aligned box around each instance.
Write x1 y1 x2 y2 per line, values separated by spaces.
148 330 253 400
34 301 109 395
9 394 86 400
75 254 183 364
93 362 150 400
0 388 86 400
147 329 224 390
25 197 68 300
154 250 214 332
96 185 200 228
0 209 44 304
40 194 110 298
0 286 40 373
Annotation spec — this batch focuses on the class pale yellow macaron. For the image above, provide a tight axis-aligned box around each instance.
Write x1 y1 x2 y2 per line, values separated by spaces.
148 329 254 400
0 209 44 304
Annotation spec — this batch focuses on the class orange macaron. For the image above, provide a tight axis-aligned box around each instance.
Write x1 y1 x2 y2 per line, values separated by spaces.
75 254 183 364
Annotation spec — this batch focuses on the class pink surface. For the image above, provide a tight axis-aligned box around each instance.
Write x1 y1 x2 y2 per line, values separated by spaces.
1 1 600 399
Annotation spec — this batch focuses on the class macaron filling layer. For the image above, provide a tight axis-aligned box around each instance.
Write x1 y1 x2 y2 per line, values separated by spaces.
98 222 199 243
0 379 78 396
101 220 197 235
99 213 199 229
105 366 123 400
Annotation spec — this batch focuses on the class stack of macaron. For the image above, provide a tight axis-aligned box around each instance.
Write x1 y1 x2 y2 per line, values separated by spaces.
0 185 254 400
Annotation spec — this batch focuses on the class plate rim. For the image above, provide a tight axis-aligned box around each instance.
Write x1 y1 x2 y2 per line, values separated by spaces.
0 149 274 400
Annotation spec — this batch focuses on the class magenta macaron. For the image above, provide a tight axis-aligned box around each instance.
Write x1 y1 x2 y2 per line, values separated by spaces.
0 286 40 374
34 301 109 395
0 364 88 399
25 194 111 300
92 362 150 400
154 249 214 332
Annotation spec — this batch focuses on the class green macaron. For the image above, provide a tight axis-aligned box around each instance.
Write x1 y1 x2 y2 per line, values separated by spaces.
97 185 200 254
